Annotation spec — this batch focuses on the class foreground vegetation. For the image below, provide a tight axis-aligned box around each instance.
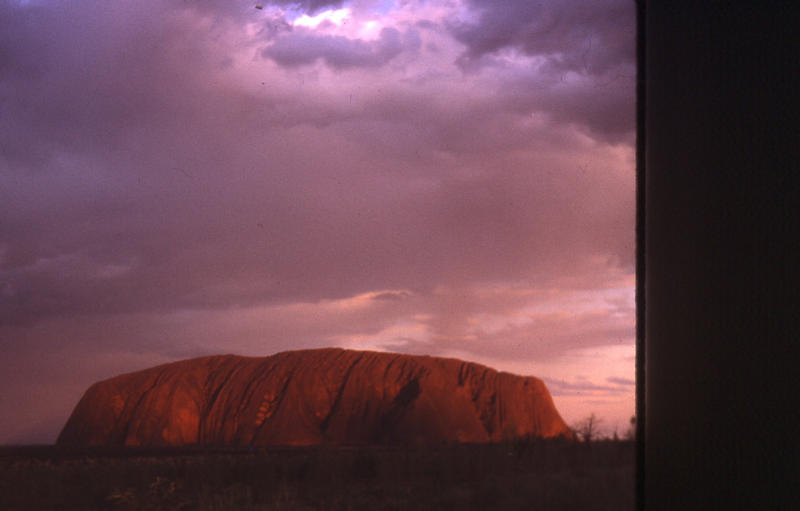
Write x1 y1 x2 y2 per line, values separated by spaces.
0 438 633 511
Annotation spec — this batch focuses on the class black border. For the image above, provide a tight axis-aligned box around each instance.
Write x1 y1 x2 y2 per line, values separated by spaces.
641 3 797 509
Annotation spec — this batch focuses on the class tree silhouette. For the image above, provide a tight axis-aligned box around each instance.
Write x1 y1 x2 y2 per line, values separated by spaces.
573 413 602 443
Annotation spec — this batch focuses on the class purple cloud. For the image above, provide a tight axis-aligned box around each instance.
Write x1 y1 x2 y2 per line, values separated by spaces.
543 377 631 397
446 0 635 142
182 0 345 18
263 26 421 69
607 376 635 386
448 0 634 75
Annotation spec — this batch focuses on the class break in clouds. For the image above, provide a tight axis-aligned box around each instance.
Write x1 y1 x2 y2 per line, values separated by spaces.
0 0 635 443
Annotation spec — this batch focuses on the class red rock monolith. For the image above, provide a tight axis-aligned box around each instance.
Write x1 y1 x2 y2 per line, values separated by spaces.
57 348 573 447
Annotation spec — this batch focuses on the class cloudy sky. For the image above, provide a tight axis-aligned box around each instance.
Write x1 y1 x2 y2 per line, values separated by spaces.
0 0 635 444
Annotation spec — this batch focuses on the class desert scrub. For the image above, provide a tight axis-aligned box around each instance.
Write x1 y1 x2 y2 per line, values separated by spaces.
0 440 633 511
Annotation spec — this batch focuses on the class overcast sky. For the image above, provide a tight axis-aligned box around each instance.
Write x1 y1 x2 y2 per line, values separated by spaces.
0 0 636 444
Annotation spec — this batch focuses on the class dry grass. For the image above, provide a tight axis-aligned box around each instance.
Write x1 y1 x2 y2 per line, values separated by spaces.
0 438 633 510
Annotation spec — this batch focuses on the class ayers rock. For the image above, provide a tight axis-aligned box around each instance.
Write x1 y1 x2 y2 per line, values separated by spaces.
57 348 573 447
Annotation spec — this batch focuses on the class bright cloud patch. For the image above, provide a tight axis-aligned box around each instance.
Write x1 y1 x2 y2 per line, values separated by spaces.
292 7 350 27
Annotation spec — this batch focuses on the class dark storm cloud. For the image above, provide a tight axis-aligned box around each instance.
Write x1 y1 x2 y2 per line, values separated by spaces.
499 74 634 144
449 0 634 75
183 0 344 18
263 26 421 69
0 51 633 327
447 0 635 142
0 4 633 285
264 0 345 13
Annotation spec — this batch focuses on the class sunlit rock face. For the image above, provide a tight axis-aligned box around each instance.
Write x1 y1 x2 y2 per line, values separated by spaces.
57 348 573 447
